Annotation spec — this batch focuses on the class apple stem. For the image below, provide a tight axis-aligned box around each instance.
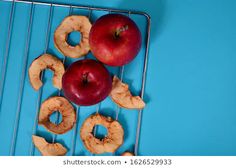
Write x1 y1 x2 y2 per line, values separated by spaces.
82 73 89 84
115 25 129 38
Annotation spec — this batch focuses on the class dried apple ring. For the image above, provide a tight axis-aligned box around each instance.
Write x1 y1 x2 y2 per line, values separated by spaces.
80 113 124 154
54 15 92 58
28 53 65 91
38 96 76 134
32 135 67 156
121 152 134 156
110 76 145 109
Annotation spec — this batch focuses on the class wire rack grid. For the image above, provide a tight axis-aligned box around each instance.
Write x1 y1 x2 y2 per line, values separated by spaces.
0 0 151 156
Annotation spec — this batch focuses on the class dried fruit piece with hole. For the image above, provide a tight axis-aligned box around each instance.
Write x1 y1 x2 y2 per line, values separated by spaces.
28 53 65 90
80 113 124 154
110 76 145 109
54 15 92 58
38 96 76 134
32 135 67 156
121 151 135 156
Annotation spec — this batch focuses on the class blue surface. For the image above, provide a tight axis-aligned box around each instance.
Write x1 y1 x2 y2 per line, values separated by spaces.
0 0 236 156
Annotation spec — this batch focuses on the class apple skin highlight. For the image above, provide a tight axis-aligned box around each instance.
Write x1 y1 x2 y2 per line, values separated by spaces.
89 14 142 66
62 59 112 106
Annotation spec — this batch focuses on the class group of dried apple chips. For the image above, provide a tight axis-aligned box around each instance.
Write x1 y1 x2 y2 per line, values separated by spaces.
28 15 145 156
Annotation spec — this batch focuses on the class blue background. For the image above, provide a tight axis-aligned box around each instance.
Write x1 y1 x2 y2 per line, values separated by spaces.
0 0 236 156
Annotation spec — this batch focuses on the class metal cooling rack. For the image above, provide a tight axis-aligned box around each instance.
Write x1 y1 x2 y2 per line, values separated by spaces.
0 0 151 156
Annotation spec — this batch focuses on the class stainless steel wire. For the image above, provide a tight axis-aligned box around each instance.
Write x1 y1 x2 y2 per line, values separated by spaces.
0 0 16 113
113 11 129 156
114 11 130 121
91 9 112 156
134 16 151 156
29 2 54 155
10 2 35 156
70 8 93 156
51 5 73 144
70 105 79 156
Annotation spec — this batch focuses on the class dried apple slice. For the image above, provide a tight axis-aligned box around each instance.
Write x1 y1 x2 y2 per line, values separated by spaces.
54 15 92 58
80 113 124 154
29 53 65 90
38 96 76 134
32 135 67 156
110 76 145 109
121 152 135 156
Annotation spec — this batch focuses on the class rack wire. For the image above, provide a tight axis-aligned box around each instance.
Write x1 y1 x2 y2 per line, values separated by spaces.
0 0 151 156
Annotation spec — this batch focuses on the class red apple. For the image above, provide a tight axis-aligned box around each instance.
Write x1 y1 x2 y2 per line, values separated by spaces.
89 14 142 66
62 59 112 106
